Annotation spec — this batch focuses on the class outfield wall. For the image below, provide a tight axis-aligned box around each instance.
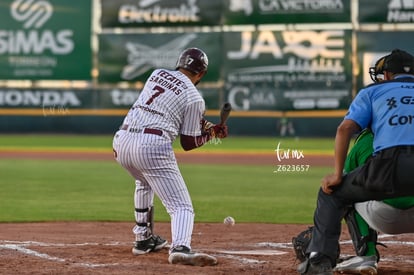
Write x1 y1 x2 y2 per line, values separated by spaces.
0 110 343 137
0 87 344 136
0 0 413 136
0 115 343 137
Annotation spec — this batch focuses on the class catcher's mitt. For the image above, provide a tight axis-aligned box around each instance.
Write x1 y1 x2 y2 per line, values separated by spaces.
292 226 313 263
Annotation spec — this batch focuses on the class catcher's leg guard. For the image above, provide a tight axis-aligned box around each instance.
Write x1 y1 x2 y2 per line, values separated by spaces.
135 206 154 239
344 207 378 257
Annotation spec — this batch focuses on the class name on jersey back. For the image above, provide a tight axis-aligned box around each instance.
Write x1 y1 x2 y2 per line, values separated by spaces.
149 70 188 95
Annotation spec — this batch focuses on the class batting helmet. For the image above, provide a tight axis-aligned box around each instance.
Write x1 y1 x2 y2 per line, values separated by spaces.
175 48 208 74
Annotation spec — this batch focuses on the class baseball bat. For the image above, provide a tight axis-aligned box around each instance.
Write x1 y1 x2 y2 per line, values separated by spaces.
219 102 232 125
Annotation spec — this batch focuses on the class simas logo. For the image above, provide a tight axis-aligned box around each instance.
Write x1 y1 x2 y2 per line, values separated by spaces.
388 0 414 22
118 0 200 24
10 0 53 29
122 33 197 80
0 0 74 55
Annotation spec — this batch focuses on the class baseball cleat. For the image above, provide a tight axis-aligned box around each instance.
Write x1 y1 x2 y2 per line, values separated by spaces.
132 235 168 255
168 245 218 266
297 254 333 275
333 255 377 275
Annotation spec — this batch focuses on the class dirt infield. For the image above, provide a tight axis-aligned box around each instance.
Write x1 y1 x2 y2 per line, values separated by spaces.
0 222 413 275
0 150 413 274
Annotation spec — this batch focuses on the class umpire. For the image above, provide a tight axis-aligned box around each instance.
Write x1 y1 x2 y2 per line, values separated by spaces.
298 49 414 275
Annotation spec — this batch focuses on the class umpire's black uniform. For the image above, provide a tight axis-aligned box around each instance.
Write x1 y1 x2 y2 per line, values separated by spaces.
307 50 414 266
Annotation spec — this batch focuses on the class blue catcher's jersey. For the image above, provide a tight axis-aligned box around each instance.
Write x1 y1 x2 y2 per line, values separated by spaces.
345 75 414 153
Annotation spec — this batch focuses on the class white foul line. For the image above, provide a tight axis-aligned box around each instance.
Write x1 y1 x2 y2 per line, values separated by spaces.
1 237 413 268
216 249 287 256
0 242 120 268
1 244 65 262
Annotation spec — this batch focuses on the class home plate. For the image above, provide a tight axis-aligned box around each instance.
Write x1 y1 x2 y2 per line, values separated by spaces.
217 249 287 256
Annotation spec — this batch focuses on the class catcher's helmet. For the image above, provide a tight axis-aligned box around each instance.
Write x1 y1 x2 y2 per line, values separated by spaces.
383 49 414 75
175 48 208 74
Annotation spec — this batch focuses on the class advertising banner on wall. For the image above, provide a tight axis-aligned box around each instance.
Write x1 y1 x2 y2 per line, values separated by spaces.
222 30 353 111
0 88 139 111
97 87 220 110
100 0 223 28
103 87 220 109
356 31 414 90
0 88 90 115
98 32 222 83
0 0 92 80
0 87 220 114
359 0 414 23
223 0 351 25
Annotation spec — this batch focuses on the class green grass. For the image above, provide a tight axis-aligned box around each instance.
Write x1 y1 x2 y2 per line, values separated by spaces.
0 134 113 152
200 136 334 154
183 164 329 223
0 134 334 223
0 159 132 221
0 134 335 154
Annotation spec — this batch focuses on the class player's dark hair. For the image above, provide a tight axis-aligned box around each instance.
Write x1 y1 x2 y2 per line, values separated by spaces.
383 49 414 75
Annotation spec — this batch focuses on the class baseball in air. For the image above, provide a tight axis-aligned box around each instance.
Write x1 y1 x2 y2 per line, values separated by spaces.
223 216 235 226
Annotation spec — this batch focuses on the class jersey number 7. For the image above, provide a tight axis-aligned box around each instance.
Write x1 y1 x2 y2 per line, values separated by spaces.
145 85 165 105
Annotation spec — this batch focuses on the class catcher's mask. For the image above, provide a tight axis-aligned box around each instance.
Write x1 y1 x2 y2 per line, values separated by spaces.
176 47 208 75
369 56 386 83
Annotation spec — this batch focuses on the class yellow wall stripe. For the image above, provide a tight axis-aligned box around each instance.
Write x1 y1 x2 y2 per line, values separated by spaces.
0 108 347 118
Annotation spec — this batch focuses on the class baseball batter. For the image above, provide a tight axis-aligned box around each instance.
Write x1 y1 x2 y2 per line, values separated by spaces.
112 48 227 266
